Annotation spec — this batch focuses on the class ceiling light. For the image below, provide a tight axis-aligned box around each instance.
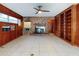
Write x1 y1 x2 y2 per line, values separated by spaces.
38 11 42 14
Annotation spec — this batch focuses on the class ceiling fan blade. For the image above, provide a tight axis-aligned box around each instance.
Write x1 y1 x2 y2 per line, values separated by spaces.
33 8 39 11
35 12 38 14
40 10 50 12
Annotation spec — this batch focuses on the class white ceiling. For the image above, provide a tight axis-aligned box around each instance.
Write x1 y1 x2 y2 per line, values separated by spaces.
2 3 73 17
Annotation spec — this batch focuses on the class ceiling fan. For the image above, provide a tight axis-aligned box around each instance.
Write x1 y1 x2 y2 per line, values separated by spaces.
33 6 50 14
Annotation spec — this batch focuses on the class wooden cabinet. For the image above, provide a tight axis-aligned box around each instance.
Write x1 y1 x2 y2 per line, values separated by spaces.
0 22 11 46
10 23 17 40
65 8 72 42
52 20 55 33
74 4 79 46
54 4 79 46
1 32 10 45
0 22 3 46
55 15 60 37
60 13 65 39
11 30 17 40
48 19 54 33
0 4 23 46
0 22 23 46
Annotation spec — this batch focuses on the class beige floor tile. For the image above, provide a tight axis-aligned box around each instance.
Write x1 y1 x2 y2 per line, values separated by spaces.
0 34 79 56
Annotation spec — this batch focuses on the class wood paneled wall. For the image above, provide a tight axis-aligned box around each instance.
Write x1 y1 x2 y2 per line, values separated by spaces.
0 4 23 46
53 4 79 46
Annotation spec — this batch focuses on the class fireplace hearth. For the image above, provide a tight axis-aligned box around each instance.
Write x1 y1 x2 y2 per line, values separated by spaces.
35 26 45 34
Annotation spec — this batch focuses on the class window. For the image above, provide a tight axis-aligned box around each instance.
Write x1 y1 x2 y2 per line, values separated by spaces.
24 22 31 28
0 13 21 24
9 16 18 24
0 13 8 22
0 13 8 18
18 20 21 26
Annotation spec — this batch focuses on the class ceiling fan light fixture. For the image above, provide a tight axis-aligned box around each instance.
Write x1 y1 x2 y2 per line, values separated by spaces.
34 5 50 14
38 11 42 14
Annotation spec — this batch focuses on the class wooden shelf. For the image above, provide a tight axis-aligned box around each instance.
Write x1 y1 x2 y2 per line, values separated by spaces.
54 4 79 46
60 13 65 39
55 15 61 37
65 9 71 42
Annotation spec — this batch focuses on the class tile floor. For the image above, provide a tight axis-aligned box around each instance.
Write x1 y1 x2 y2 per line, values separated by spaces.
0 34 79 56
